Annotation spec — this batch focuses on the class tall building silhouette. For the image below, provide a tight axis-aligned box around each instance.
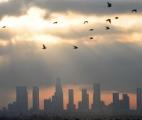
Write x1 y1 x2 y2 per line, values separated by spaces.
137 88 142 112
78 89 89 111
7 102 17 113
122 93 130 112
52 78 63 112
92 83 101 111
32 86 39 111
44 98 52 112
112 92 119 111
16 86 28 113
111 93 130 113
67 89 76 112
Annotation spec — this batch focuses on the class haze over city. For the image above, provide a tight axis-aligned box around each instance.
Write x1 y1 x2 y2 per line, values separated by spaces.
0 0 142 118
1 78 142 118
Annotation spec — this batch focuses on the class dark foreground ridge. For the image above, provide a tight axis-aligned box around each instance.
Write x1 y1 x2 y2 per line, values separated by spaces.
0 115 142 120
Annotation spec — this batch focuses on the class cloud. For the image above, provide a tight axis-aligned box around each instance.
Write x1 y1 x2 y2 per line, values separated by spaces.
0 40 141 92
0 0 142 18
32 0 142 16
0 30 14 40
0 0 32 18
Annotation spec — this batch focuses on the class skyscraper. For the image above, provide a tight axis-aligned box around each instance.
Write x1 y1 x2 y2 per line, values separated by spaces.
44 98 52 112
67 89 76 112
32 86 39 111
16 86 28 113
78 89 89 111
52 78 64 112
137 88 142 112
92 83 101 111
112 92 119 111
7 102 17 114
122 93 130 111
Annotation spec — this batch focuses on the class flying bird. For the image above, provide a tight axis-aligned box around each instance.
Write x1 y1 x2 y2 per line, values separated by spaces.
53 21 58 24
105 26 110 30
90 37 94 40
73 46 78 49
84 21 88 24
89 29 94 31
106 19 111 24
42 44 47 49
115 17 119 19
132 9 137 13
2 26 6 28
107 2 112 7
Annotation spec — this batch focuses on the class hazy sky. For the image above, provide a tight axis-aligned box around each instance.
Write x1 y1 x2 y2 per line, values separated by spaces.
0 0 142 108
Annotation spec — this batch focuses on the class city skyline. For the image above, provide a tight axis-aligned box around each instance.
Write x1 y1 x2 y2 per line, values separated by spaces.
0 83 138 110
2 78 142 115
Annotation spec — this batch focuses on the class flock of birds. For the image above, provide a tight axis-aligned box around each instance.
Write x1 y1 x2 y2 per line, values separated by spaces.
0 1 138 50
42 2 138 50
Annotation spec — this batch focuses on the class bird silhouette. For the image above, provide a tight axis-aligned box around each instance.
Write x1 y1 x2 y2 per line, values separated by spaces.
105 26 110 30
42 44 47 49
89 29 94 31
106 19 111 24
107 2 112 7
2 26 6 28
115 17 119 19
53 21 58 24
73 46 78 49
90 37 94 40
132 9 137 13
84 21 88 24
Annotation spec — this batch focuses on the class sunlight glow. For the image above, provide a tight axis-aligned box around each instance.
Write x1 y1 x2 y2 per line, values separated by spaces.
0 6 141 47
0 0 11 3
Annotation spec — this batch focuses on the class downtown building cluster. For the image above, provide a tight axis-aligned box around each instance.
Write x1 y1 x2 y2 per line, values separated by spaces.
1 79 142 116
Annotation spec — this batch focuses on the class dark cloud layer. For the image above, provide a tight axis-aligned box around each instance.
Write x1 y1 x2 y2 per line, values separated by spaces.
33 0 142 15
0 0 32 18
0 0 142 18
0 41 142 92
